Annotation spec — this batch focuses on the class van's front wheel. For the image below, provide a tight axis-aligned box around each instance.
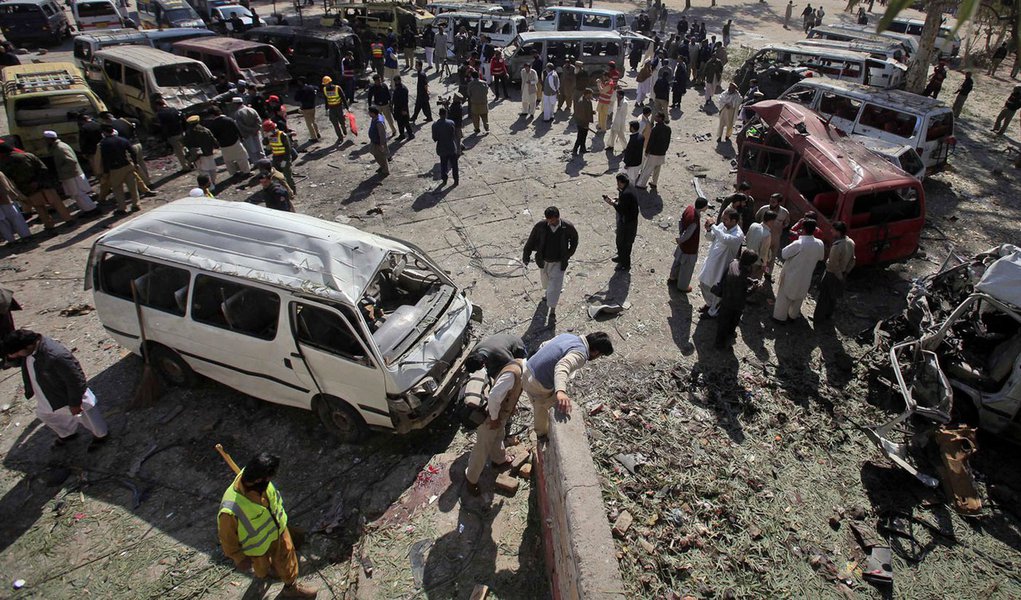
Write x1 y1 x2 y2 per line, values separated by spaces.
149 345 197 388
316 396 368 443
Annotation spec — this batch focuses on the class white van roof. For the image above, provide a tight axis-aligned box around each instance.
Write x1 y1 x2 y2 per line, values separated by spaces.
541 6 625 16
756 43 875 61
788 78 949 114
96 199 411 304
516 30 623 43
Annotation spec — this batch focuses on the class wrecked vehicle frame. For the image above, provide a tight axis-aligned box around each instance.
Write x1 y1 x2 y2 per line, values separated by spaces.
865 245 1021 488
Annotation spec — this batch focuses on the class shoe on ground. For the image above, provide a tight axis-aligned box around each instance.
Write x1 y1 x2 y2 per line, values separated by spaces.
667 278 677 284
113 209 128 216
683 286 693 293
453 178 459 186
611 256 620 263
87 434 109 453
142 191 157 198
280 583 318 598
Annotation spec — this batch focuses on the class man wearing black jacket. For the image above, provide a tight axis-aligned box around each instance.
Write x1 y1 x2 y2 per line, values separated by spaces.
204 106 250 177
603 173 640 271
392 76 413 140
156 99 190 171
622 121 644 183
4 329 109 450
715 249 759 350
522 206 579 324
411 60 433 122
293 77 321 142
637 112 670 189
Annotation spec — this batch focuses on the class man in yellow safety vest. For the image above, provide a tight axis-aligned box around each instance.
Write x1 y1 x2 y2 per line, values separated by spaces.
369 36 385 80
218 453 317 598
321 76 349 141
262 120 296 192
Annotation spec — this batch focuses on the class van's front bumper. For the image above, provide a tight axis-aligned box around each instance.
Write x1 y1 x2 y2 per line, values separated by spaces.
387 321 479 434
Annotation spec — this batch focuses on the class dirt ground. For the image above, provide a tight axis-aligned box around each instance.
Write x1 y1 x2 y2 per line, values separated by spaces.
2 0 1021 598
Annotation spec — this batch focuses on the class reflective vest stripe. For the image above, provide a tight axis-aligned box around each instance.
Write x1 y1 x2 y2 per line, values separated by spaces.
371 43 383 58
269 131 287 156
324 86 342 107
220 500 275 541
342 60 354 77
218 474 288 557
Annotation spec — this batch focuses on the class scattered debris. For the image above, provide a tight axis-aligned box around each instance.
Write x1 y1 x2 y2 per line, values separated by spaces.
612 510 633 538
58 304 93 317
495 473 519 495
469 583 489 600
409 539 433 588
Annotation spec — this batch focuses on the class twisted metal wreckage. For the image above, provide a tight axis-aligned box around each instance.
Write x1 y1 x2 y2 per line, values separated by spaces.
865 245 1021 515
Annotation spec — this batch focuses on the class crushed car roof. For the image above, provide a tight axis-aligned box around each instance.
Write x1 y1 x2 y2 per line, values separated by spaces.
748 100 919 192
975 245 1021 309
95 198 409 304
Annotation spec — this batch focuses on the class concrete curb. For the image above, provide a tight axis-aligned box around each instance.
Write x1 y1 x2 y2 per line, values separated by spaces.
535 408 626 600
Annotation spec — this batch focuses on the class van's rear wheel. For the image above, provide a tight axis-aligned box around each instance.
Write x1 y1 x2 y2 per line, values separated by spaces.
316 396 368 443
149 345 197 388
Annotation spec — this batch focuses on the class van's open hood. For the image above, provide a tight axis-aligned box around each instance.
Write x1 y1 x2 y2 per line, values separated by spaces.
388 293 472 393
240 62 290 88
161 85 218 111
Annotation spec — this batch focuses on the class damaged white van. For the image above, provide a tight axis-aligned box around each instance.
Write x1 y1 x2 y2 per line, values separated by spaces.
86 198 481 442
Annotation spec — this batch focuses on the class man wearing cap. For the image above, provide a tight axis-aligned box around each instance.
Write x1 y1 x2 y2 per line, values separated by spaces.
99 112 150 190
541 64 560 123
182 115 219 188
258 172 294 212
155 99 190 171
45 131 98 216
293 77 321 142
205 106 251 178
717 82 743 143
253 158 293 196
98 126 141 215
520 62 538 118
233 98 265 161
321 76 349 141
262 120 296 191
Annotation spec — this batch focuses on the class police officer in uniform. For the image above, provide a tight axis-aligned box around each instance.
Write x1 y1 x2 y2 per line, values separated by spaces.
262 120 296 192
321 76 349 141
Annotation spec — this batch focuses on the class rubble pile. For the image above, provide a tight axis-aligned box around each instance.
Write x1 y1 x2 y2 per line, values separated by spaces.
573 358 1021 598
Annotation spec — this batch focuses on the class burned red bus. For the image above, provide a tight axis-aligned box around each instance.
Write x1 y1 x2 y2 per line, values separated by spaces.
737 100 925 266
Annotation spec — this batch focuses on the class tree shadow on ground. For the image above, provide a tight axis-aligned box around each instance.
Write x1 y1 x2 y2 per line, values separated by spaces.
0 353 458 596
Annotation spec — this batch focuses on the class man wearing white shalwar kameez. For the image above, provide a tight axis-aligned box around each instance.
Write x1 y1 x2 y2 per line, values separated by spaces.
5 330 109 448
773 220 826 322
520 65 538 117
698 209 745 317
606 89 631 152
541 65 560 122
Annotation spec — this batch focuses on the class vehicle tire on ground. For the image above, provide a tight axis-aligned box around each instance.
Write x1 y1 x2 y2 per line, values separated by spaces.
148 345 198 388
315 395 368 443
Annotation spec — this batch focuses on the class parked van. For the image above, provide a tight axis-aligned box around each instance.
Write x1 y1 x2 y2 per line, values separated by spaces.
0 62 106 157
778 78 955 173
853 135 926 181
811 23 919 56
425 2 504 15
242 26 369 85
321 2 434 35
796 38 906 64
532 7 629 33
734 44 906 98
73 28 216 65
885 16 960 57
87 198 480 441
0 0 70 46
738 100 925 266
173 37 289 91
136 0 205 29
207 3 255 34
505 31 625 81
430 12 526 50
85 46 217 125
807 24 915 58
71 0 130 31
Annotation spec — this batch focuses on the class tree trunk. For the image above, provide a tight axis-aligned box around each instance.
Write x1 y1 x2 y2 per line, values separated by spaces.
904 1 949 94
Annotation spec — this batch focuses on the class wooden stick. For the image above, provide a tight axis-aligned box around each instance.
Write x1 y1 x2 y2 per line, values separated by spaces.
215 443 241 475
